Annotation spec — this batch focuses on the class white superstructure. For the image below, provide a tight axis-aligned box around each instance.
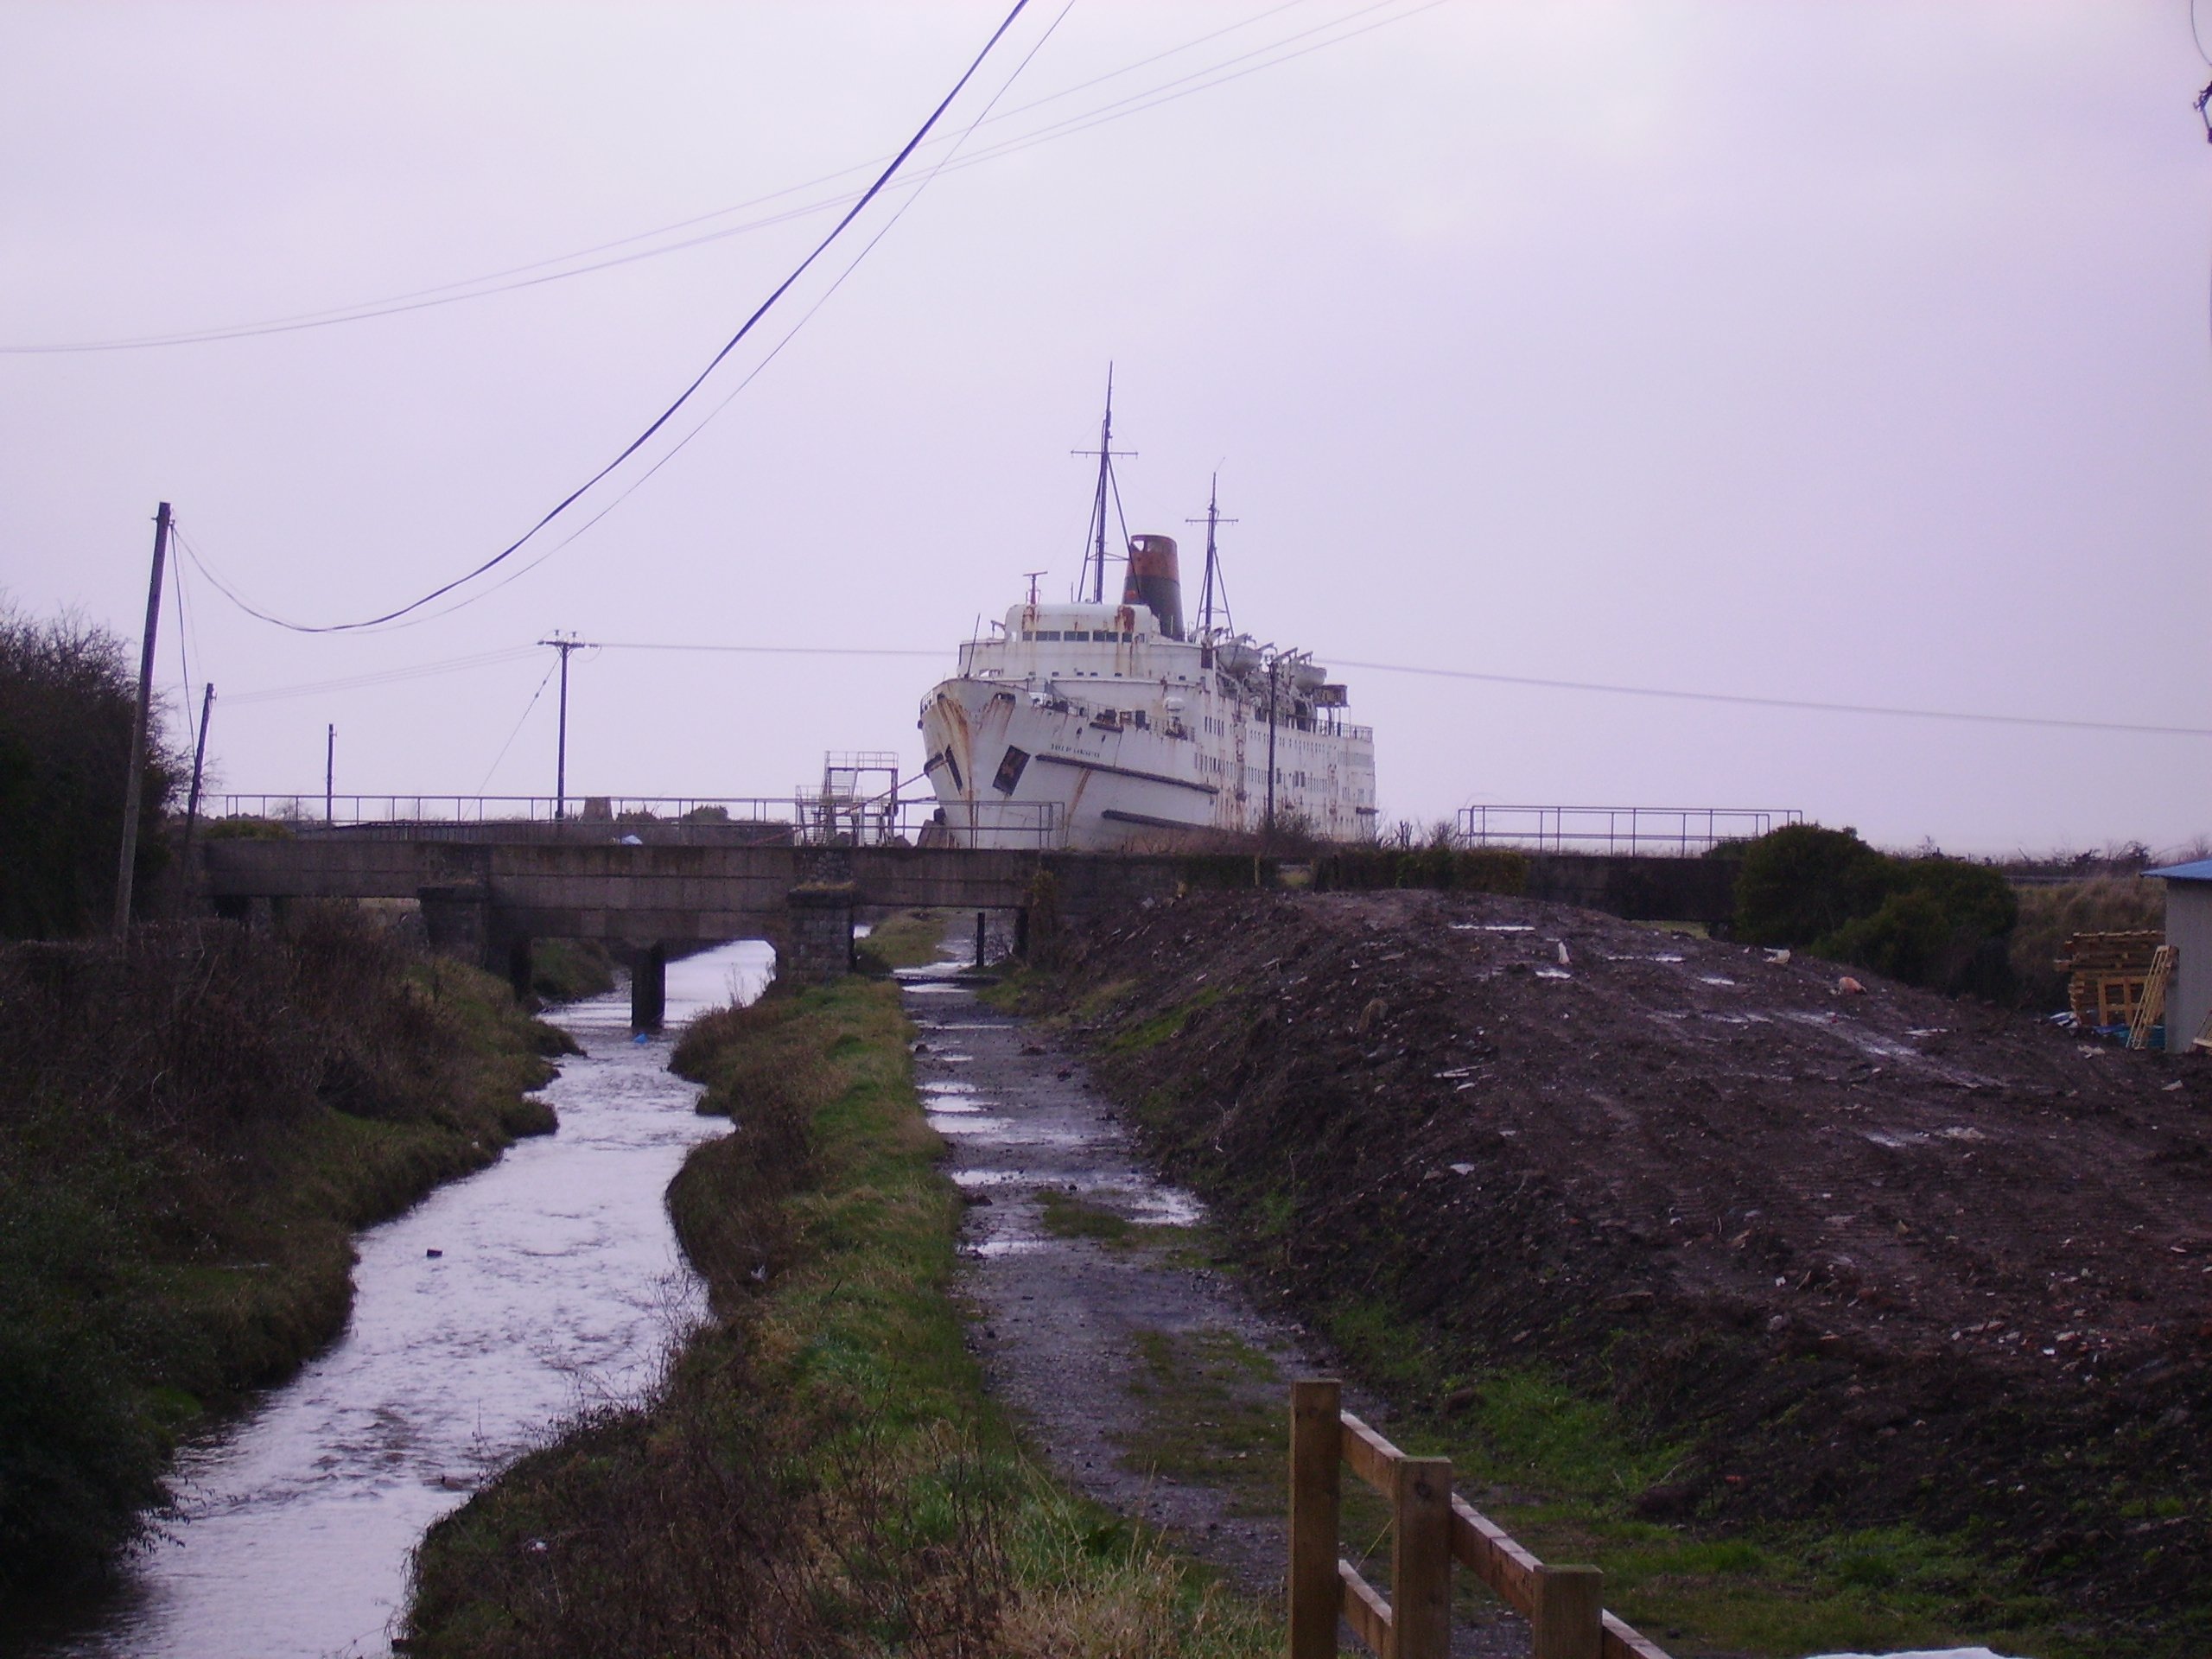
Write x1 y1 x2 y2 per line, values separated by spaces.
918 556 1378 851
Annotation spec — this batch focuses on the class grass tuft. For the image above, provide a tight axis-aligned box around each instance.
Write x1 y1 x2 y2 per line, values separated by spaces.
405 979 1274 1659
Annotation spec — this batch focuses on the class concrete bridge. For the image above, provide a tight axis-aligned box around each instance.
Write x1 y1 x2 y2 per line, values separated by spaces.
200 833 1739 1024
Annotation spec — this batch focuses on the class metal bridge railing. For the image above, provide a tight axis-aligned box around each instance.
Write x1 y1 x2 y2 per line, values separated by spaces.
208 794 1068 849
1455 804 1802 857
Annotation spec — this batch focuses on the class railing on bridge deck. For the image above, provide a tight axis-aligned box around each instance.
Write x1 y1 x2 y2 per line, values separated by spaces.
208 794 1065 849
1455 805 1800 858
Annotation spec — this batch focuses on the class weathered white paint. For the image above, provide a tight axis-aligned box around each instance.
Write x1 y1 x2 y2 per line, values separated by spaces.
920 599 1379 850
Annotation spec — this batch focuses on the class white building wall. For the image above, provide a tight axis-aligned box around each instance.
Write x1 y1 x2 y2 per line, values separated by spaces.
2163 880 2212 1052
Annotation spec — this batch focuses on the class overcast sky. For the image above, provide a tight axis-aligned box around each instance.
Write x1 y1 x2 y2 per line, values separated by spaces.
3 1 2207 855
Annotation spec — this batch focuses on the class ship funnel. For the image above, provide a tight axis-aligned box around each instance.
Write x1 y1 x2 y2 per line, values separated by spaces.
1122 533 1184 639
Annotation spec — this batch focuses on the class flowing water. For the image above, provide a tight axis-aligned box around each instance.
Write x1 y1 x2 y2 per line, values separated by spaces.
25 939 774 1659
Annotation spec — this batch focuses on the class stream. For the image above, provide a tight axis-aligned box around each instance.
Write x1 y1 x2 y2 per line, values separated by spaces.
25 938 773 1659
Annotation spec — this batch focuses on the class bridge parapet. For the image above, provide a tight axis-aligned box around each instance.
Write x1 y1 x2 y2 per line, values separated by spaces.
200 839 1739 987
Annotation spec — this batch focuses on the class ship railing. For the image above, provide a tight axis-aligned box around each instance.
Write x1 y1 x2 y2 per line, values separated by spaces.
1454 805 1802 857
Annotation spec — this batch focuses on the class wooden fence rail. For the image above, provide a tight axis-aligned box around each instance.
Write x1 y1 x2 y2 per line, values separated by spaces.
1288 1379 1673 1659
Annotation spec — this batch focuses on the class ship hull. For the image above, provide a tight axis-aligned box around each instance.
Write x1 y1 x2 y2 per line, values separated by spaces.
919 674 1374 851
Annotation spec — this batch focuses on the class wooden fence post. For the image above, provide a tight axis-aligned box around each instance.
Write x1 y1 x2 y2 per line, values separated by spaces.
1390 1456 1452 1659
1532 1563 1604 1659
1288 1379 1343 1659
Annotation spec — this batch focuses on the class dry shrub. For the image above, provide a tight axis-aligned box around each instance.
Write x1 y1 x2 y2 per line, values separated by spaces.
2009 875 2164 1011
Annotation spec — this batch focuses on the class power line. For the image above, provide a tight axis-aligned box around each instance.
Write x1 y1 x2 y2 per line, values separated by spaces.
592 639 942 660
173 0 1081 640
420 0 1084 624
169 542 196 749
0 0 1431 356
177 0 1038 636
476 662 559 792
591 636 2212 737
223 645 543 705
1326 657 2212 739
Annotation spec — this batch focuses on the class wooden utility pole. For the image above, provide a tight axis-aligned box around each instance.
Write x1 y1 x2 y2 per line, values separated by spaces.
537 632 588 819
113 501 171 938
180 683 215 874
325 724 335 821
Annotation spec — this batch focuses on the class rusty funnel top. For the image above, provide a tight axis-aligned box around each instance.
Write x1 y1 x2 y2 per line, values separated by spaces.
1122 533 1184 639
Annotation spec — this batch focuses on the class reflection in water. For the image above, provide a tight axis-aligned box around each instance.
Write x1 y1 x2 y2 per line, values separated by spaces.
32 940 772 1659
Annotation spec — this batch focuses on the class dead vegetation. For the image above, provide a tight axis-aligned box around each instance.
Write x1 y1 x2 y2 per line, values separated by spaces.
1018 887 2212 1656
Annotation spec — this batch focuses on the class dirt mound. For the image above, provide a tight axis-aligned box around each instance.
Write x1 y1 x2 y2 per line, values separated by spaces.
1038 888 2212 1648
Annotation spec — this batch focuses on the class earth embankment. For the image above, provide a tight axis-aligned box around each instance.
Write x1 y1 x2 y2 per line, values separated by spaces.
1026 887 2212 1651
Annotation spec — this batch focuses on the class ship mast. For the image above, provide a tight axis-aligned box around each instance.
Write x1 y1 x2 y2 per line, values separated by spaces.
1071 366 1133 604
1188 472 1237 637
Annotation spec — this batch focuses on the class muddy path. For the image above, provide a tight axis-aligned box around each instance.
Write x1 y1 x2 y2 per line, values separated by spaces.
897 952 1535 1657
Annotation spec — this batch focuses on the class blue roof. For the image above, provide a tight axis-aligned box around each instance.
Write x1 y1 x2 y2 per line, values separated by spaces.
2147 858 2212 882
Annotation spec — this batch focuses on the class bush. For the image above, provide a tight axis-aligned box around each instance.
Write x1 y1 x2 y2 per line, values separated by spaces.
1735 824 2018 997
0 907 558 1599
2009 876 2164 1011
0 603 181 938
1733 824 1893 947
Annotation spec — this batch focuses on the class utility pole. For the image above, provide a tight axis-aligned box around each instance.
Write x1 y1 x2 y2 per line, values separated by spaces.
113 501 170 938
181 683 215 872
325 724 335 822
1071 367 1134 604
1185 474 1236 636
537 632 589 819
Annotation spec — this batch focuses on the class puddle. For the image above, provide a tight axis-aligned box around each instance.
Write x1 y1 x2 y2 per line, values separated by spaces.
1127 1187 1205 1226
969 1237 1048 1258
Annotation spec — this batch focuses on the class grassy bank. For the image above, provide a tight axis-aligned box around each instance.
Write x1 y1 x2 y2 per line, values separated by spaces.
0 908 564 1605
526 937 616 1002
405 977 1271 1658
858 907 957 971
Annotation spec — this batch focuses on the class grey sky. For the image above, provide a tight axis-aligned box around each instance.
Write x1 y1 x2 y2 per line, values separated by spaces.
3 2 2206 854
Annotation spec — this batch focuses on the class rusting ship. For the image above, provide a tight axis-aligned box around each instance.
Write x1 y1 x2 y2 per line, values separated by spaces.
917 395 1378 851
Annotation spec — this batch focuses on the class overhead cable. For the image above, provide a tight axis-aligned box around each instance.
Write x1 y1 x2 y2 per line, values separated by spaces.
223 645 543 704
209 0 1082 639
591 636 2212 737
0 0 1433 355
475 662 560 791
176 0 1036 635
1326 658 2212 739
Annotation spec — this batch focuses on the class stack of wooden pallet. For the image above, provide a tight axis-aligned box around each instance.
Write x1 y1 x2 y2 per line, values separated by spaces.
2056 931 2164 1029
